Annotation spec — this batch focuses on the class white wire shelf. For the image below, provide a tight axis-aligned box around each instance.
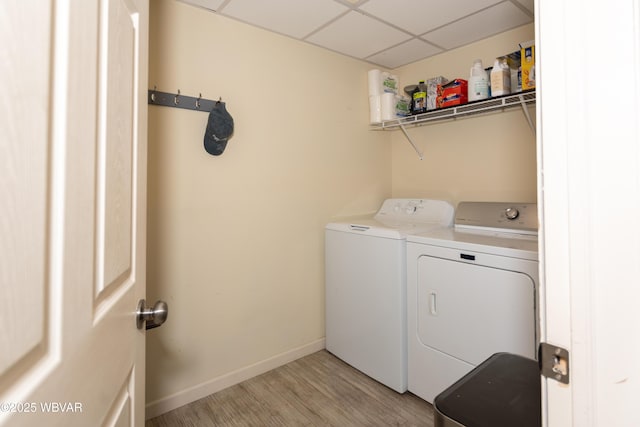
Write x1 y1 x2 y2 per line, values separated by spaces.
370 90 536 160
371 90 535 130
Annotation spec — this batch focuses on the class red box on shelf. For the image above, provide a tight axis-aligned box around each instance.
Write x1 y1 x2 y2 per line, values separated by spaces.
437 79 468 108
438 94 469 108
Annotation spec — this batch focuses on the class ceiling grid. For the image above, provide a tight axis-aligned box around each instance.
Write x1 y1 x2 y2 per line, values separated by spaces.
178 0 534 69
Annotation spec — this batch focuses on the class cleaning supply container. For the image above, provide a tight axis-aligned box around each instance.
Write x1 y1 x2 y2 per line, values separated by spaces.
490 58 511 96
468 59 489 102
411 81 428 114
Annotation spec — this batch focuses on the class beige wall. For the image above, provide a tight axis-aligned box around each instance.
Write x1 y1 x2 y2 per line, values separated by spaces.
146 0 390 410
146 0 537 414
392 24 537 205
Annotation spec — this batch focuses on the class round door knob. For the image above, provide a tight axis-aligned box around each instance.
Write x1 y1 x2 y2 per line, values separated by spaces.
137 299 169 330
505 207 520 220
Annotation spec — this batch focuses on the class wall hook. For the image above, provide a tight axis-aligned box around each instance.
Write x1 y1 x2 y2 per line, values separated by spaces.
147 88 222 113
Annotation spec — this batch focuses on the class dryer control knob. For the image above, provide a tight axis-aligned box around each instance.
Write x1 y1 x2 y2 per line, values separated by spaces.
505 207 520 220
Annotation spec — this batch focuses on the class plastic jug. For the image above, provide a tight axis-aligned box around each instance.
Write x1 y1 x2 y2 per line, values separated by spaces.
468 59 489 101
411 80 428 115
490 58 511 96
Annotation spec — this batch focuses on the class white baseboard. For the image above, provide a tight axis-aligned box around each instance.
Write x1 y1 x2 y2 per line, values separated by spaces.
145 338 326 419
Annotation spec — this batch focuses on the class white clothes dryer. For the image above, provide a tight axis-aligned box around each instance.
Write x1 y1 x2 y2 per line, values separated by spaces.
325 199 454 393
406 202 539 403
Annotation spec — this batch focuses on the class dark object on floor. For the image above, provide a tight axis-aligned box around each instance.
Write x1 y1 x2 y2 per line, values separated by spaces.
434 352 541 427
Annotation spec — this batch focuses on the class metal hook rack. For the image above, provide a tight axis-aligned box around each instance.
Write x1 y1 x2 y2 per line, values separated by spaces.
148 86 222 112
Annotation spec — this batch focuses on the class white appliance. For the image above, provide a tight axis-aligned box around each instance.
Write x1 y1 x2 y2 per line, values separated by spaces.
406 201 539 403
325 199 454 393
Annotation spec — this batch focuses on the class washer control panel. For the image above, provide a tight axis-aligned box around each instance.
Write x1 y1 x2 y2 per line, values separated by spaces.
454 202 538 235
374 199 454 226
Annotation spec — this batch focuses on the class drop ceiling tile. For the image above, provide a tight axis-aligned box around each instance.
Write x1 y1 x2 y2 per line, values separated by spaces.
306 11 412 59
423 2 532 50
179 0 226 11
220 0 348 39
336 0 366 5
514 0 535 14
366 38 442 69
360 0 503 35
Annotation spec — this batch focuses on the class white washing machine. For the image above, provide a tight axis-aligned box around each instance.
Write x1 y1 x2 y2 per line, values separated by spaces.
406 202 539 403
325 199 454 393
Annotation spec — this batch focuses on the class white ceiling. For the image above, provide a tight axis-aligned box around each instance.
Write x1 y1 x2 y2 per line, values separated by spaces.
178 0 534 69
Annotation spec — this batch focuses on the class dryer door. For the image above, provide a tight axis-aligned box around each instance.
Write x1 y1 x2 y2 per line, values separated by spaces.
416 255 536 365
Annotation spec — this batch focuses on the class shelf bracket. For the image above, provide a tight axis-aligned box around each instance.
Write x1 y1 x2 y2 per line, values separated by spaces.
518 94 535 134
398 124 424 160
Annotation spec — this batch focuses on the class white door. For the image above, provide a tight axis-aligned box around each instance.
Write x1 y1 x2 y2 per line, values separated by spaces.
537 0 640 425
0 0 150 426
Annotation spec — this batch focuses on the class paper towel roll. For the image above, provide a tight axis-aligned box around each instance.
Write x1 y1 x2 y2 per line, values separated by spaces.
369 95 382 123
368 69 382 96
381 92 396 121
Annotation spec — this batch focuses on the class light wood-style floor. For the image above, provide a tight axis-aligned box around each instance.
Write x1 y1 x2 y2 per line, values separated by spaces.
146 350 434 427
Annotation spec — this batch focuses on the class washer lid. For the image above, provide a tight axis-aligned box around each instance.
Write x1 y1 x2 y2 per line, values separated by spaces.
326 217 446 239
325 198 455 239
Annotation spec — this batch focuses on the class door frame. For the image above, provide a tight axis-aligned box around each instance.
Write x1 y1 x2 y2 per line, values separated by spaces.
537 0 640 425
